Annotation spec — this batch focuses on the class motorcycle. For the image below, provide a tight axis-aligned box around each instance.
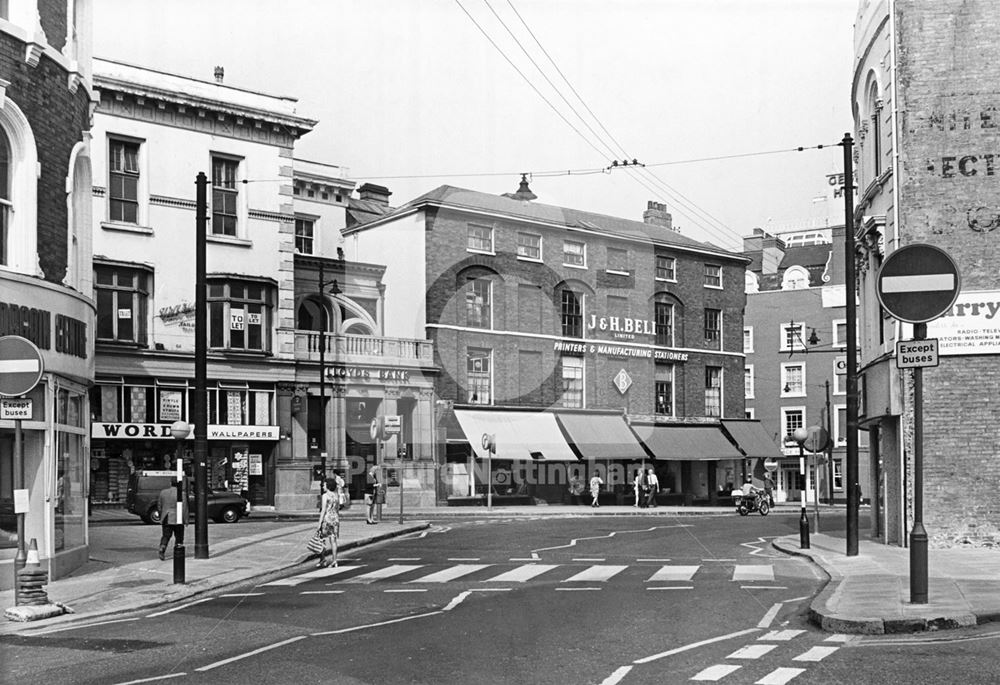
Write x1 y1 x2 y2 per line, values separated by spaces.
731 489 770 516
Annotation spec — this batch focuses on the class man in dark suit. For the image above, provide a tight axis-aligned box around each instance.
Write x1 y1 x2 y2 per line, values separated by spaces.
157 481 184 561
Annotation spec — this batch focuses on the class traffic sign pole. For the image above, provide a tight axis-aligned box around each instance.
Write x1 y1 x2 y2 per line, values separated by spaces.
910 323 929 604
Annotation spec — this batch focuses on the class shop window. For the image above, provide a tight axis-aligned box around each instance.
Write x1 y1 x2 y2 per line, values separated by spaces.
467 348 492 405
211 155 240 236
561 356 584 408
108 137 140 224
704 366 722 417
95 262 150 344
208 278 273 352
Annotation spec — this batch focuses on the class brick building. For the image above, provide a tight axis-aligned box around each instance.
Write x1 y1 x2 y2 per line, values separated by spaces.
743 226 868 506
344 182 773 504
853 0 1000 546
1 1 95 585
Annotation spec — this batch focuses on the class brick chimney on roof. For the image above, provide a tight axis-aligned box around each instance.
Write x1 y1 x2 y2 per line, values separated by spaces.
214 66 224 83
643 200 674 230
358 183 391 207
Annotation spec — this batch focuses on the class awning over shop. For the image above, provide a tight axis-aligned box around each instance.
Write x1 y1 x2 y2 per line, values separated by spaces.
454 410 580 462
555 413 649 460
630 424 743 461
720 420 783 459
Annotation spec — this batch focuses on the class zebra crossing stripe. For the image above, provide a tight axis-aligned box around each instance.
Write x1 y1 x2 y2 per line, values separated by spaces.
727 644 776 660
647 565 699 582
262 565 363 586
792 646 839 662
755 667 806 684
409 564 492 583
342 565 423 584
562 565 628 582
732 565 775 582
758 630 805 641
691 664 741 681
483 564 559 582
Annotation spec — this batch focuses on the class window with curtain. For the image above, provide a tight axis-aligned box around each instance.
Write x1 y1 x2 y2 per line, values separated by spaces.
704 366 722 417
465 277 492 329
109 138 140 223
561 356 584 408
655 364 674 415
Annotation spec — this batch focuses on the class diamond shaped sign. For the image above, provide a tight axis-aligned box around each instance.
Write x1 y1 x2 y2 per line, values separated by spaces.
613 368 632 394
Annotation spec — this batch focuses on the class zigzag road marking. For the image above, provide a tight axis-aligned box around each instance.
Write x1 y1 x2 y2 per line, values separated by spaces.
527 524 693 559
741 536 785 558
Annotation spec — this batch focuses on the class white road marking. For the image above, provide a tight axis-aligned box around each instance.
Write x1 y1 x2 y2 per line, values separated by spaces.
26 617 140 635
634 628 760 664
692 664 741 680
313 610 443 636
741 586 787 590
793 646 839 662
555 587 602 591
755 667 806 684
510 556 540 561
648 565 699 582
563 565 628 582
636 558 671 562
262 564 362 586
483 564 559 582
727 644 777 659
300 590 344 595
531 524 691 556
733 565 774 582
647 586 693 591
824 633 852 642
442 591 471 611
147 598 213 617
757 603 782 628
409 564 491 583
448 557 480 561
759 629 805 641
342 564 423 583
112 675 187 685
389 557 421 561
572 557 606 562
220 593 264 597
384 589 427 593
599 666 633 685
196 636 307 671
703 558 737 562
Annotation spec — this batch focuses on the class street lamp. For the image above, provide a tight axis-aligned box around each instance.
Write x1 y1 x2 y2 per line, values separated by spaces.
792 426 811 549
168 420 191 583
316 259 341 483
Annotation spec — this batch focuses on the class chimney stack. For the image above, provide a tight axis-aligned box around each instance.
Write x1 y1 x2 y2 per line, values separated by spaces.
358 183 391 207
214 66 224 83
643 200 674 230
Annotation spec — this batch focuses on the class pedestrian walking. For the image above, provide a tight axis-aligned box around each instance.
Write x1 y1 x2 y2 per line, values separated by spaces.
315 477 341 568
645 468 660 507
157 480 184 561
589 474 604 507
365 464 380 524
632 470 642 508
763 474 775 507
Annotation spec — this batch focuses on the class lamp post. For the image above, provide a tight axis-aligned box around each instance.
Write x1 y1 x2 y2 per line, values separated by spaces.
194 172 209 559
316 260 341 484
792 426 810 549
169 420 191 583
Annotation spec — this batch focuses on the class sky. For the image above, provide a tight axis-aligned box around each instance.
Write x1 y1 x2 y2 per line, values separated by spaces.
92 0 859 253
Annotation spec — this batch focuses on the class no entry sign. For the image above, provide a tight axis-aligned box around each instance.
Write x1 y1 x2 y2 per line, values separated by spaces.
876 244 961 324
0 336 45 397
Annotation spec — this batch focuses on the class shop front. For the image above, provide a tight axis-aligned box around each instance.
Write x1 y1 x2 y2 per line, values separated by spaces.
90 379 280 508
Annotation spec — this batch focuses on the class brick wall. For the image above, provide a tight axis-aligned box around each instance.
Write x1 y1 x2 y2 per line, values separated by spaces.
1 33 91 284
424 207 746 418
894 0 1000 544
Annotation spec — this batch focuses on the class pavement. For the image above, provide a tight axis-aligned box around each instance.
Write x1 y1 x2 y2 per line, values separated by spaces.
1 503 997 635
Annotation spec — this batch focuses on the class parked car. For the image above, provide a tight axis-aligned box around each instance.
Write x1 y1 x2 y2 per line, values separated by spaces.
126 471 249 524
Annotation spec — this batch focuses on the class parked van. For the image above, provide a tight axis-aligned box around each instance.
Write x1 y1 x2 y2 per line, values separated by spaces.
125 470 249 524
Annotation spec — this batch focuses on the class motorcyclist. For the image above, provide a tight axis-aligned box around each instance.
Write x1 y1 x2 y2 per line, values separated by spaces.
740 477 758 497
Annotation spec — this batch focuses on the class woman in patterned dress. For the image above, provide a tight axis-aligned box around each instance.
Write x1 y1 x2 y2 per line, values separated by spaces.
316 477 341 567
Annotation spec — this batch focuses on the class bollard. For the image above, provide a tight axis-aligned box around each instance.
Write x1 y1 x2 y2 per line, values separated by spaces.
799 507 811 549
173 542 185 584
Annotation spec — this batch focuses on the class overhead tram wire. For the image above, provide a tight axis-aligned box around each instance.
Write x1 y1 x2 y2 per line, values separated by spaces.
497 0 743 248
453 0 611 164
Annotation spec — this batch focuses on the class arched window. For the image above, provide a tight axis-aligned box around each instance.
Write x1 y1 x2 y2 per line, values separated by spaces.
868 81 882 179
744 270 759 294
0 99 39 274
781 265 810 290
297 297 329 332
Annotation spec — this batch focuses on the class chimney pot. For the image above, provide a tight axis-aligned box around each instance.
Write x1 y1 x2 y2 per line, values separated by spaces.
643 200 674 230
214 66 224 83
